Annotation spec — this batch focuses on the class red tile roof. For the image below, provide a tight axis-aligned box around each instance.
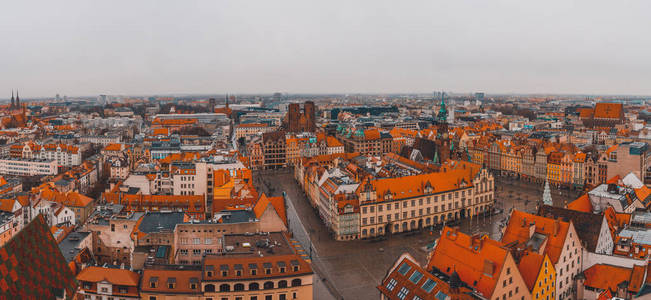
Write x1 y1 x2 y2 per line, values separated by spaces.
77 266 140 286
427 227 510 297
594 103 623 120
501 210 570 264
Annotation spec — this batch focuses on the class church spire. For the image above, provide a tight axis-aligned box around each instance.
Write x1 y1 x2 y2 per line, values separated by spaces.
10 90 14 108
15 90 19 107
437 92 448 124
543 180 553 206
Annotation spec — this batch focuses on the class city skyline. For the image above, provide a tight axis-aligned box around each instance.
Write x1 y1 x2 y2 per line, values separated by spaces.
2 0 651 98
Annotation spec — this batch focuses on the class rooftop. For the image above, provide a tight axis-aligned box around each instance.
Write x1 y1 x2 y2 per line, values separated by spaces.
222 232 295 257
58 231 91 262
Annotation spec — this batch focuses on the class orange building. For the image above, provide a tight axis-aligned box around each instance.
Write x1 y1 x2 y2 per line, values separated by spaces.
427 227 531 300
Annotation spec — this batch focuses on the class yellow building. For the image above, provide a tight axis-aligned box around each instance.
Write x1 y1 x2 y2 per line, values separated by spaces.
518 252 556 300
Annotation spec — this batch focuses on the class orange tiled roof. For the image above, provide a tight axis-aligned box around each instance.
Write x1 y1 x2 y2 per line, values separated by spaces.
362 161 481 201
427 227 509 297
104 143 124 152
517 252 545 291
579 108 594 119
364 128 381 140
76 266 140 286
326 136 343 148
501 210 570 264
141 268 202 294
594 103 623 119
152 127 170 136
583 264 632 293
237 123 267 128
253 193 287 225
0 199 15 212
567 194 593 213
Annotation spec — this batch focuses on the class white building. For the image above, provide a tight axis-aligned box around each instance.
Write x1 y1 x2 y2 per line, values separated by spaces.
0 157 57 176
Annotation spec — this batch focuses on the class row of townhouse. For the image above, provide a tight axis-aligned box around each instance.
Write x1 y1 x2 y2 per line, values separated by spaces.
294 152 496 241
469 139 651 189
246 131 344 170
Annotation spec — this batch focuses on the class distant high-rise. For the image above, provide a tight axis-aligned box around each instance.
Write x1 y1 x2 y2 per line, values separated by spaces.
273 92 282 102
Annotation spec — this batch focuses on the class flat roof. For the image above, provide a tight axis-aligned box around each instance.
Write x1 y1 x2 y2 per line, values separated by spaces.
222 232 294 257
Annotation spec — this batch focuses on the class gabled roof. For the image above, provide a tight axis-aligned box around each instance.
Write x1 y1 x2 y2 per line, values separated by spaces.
427 227 510 297
538 205 603 252
594 103 623 119
501 210 571 264
567 194 593 213
517 252 545 291
76 266 139 286
253 193 287 226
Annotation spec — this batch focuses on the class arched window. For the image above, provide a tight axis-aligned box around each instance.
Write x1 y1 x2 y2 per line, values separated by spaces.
204 284 215 292
219 284 230 292
370 228 375 235
263 281 274 289
249 282 259 290
362 229 367 236
394 224 399 231
278 280 288 288
291 279 302 287
234 283 244 291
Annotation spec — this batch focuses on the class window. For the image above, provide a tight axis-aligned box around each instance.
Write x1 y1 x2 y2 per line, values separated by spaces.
291 279 302 287
234 283 245 291
101 287 108 293
397 287 409 300
264 281 274 289
386 278 398 291
409 271 423 284
422 279 437 293
398 263 412 275
249 282 260 290
278 280 288 288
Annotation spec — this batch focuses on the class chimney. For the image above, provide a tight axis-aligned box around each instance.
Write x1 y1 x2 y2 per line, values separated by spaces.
471 234 483 251
553 219 560 236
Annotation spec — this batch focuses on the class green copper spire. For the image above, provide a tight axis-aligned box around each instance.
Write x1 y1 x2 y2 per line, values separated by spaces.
437 96 448 123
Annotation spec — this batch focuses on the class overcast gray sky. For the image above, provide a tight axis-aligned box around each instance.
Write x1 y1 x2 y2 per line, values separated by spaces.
1 0 651 98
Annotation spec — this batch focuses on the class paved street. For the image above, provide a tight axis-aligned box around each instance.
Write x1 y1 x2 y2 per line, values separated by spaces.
253 169 581 300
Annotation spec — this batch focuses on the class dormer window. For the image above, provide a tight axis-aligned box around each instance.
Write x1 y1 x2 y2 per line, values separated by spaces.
291 260 300 272
149 277 159 288
234 264 243 276
263 262 273 275
167 277 176 289
249 263 258 276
